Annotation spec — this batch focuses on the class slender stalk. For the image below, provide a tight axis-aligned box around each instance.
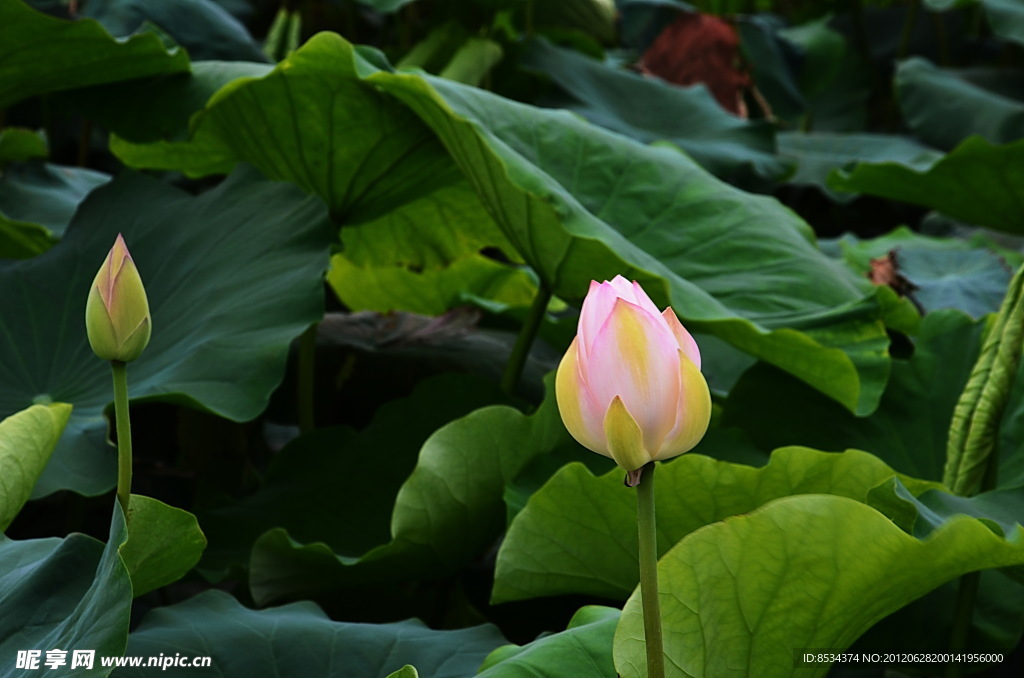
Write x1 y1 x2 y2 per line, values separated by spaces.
932 11 951 67
500 284 551 396
77 119 93 168
636 462 665 678
111 360 132 518
298 323 317 434
896 0 920 63
946 571 980 678
946 425 999 678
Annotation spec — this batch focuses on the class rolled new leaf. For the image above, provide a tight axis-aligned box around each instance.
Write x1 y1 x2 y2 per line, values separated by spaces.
943 262 1024 495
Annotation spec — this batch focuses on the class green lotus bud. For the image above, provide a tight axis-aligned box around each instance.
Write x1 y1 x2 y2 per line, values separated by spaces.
85 233 151 363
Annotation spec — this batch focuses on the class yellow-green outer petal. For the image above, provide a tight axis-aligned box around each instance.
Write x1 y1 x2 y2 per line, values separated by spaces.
604 396 650 472
85 236 152 362
556 338 607 456
85 282 120 360
655 352 712 460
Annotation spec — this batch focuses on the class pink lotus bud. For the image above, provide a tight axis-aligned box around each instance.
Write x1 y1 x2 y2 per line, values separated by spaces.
555 276 711 479
85 234 151 363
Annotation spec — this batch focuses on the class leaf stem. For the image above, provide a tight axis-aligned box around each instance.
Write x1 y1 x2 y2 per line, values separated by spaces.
946 571 980 678
500 284 551 396
298 323 317 434
946 404 1000 678
636 461 666 678
896 0 920 63
111 360 132 518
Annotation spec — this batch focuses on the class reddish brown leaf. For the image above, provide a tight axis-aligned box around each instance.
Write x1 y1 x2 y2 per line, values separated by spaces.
638 12 752 117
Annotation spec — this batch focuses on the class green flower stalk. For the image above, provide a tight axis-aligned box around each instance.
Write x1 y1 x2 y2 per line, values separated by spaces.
85 233 151 516
556 276 712 678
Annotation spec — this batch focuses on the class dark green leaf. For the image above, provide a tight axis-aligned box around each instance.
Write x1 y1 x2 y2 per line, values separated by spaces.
896 57 1024 150
0 0 190 109
779 132 941 202
736 14 806 121
116 34 892 414
122 494 206 597
0 166 332 497
199 373 508 577
830 136 1024 234
0 162 111 237
725 311 984 482
247 376 571 604
371 67 892 415
114 590 506 678
81 0 268 62
0 503 132 677
494 447 936 603
56 61 273 144
520 37 792 181
986 0 1024 47
824 226 1014 317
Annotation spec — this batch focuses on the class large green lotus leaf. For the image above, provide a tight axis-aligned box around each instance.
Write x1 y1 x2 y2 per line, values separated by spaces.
613 494 1024 678
830 136 1024 234
896 57 1024 150
328 252 538 314
925 1 1024 45
0 166 332 498
519 37 792 181
0 403 71 531
110 33 509 255
0 162 112 259
823 226 1015 318
122 494 206 597
985 0 1024 46
0 0 190 109
778 132 941 202
0 503 131 677
113 589 505 678
0 162 111 236
861 478 1024 648
781 16 870 132
369 67 892 415
247 376 574 604
199 373 508 577
57 61 273 144
777 15 845 100
736 14 806 123
81 0 268 62
871 476 1024 544
113 33 891 414
725 311 984 483
476 606 619 678
111 33 516 278
493 447 937 603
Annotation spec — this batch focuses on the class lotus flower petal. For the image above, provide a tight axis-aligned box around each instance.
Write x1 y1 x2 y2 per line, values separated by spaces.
555 276 711 471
